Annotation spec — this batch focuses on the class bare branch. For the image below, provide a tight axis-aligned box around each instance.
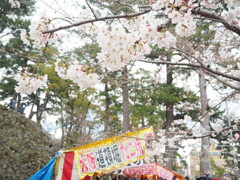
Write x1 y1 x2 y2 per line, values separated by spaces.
206 72 240 90
172 47 204 65
0 32 13 39
116 0 133 9
192 7 240 36
139 5 240 36
42 9 151 34
187 122 240 139
172 48 240 82
138 59 240 82
183 90 239 139
85 0 97 20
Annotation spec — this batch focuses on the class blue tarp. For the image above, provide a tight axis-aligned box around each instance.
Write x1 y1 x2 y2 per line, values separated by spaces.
29 153 58 180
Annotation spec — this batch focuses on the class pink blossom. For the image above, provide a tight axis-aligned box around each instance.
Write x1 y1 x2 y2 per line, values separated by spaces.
234 133 240 139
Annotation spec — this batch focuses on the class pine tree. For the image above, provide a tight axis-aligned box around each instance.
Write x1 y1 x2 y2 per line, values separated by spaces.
0 0 35 101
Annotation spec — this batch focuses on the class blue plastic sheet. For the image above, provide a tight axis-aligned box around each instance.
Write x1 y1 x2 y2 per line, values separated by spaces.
29 154 57 180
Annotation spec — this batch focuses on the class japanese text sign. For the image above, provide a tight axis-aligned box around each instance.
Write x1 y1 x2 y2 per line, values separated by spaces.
70 127 154 179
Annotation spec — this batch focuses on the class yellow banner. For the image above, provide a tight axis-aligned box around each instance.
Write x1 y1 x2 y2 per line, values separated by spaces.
71 127 154 179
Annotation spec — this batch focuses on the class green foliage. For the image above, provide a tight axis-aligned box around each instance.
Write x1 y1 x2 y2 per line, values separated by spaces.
97 80 123 135
129 68 164 127
0 0 36 100
72 43 101 64
171 152 188 175
210 156 226 178
129 68 199 128
186 21 216 47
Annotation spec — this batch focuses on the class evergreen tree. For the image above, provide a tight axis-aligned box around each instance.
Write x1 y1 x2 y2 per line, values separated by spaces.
0 0 35 102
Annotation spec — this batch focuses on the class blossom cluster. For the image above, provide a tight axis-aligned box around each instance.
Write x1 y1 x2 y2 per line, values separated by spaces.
96 12 177 71
8 0 20 8
96 23 150 71
15 73 48 95
55 60 100 89
152 0 197 37
21 17 58 48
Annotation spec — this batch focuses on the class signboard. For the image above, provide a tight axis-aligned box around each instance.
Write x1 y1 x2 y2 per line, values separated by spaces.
156 165 174 180
124 163 183 180
124 164 154 175
70 127 154 179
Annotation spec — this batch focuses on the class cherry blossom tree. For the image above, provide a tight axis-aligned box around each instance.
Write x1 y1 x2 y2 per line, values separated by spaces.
6 0 240 176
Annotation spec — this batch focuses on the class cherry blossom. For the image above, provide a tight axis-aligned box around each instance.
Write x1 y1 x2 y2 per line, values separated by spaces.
55 60 100 89
29 17 58 48
6 13 18 21
8 0 20 8
96 23 151 71
168 11 183 24
210 123 223 134
234 133 240 139
20 29 31 46
225 9 239 26
15 73 48 95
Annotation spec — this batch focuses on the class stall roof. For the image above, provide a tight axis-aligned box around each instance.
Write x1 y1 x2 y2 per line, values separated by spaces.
124 163 184 180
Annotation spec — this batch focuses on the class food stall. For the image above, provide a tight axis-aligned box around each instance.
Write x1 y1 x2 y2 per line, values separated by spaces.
123 163 184 180
29 127 154 180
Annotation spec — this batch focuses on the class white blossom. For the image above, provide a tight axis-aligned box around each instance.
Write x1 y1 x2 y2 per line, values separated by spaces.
9 0 20 8
15 74 48 95
211 122 223 133
20 29 31 46
6 13 18 21
28 17 58 48
55 60 100 89
168 11 183 24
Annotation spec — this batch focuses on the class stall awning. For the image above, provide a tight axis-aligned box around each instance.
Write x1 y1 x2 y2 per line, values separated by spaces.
124 163 184 180
30 127 154 180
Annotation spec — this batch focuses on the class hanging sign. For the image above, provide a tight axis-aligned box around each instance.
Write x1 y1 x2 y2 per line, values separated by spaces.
70 127 154 179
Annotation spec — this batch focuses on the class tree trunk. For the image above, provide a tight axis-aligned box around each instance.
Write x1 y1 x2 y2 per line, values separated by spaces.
16 93 21 109
36 93 49 125
28 92 38 120
165 58 175 170
60 101 65 148
122 66 130 132
199 69 211 176
104 82 110 133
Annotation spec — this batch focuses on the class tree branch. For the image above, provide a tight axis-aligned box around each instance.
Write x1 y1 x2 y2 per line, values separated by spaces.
192 7 240 36
138 59 240 82
116 0 133 9
42 9 151 34
85 0 97 19
139 5 240 36
173 48 240 82
187 122 240 139
206 71 240 90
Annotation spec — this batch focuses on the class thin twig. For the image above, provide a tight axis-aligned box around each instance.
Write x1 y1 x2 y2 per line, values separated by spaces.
85 0 97 20
116 0 134 9
42 9 151 34
186 123 240 139
138 58 240 82
192 7 240 36
183 91 239 139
